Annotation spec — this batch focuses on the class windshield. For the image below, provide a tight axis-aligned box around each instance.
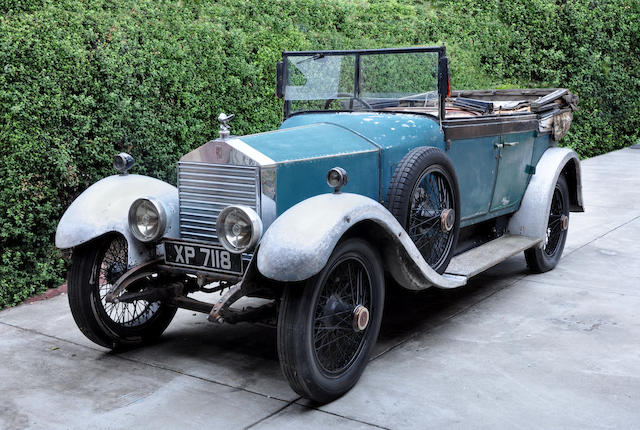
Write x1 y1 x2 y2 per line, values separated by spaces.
283 49 441 116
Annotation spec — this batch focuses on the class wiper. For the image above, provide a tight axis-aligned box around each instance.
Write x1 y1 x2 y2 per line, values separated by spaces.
296 53 325 65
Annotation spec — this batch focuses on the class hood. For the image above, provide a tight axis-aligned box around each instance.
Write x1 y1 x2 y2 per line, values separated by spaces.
179 122 381 221
281 112 443 150
180 122 378 167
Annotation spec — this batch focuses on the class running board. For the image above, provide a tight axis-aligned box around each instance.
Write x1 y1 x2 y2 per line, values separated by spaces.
445 234 542 278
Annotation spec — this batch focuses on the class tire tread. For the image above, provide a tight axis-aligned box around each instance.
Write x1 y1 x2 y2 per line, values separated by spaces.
67 236 176 349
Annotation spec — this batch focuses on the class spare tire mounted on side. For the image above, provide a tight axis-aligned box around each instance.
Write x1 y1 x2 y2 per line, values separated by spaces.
385 146 461 274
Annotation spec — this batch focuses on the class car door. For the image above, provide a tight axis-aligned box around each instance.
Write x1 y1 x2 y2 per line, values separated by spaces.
489 130 536 212
446 135 500 224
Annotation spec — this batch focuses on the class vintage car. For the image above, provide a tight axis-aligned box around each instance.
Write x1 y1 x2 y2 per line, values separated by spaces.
56 46 583 403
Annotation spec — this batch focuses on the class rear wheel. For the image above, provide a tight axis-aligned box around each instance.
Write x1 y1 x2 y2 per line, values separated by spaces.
68 235 177 349
525 174 570 273
277 238 384 403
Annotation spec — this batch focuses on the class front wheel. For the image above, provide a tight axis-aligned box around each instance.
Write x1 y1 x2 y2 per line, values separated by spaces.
525 174 570 273
67 235 177 349
277 238 385 403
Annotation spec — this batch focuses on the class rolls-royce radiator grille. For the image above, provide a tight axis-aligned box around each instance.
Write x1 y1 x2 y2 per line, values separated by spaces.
178 161 259 243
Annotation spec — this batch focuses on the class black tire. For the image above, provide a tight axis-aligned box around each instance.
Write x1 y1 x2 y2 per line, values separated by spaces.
68 235 177 349
385 146 461 274
277 238 385 403
525 174 570 273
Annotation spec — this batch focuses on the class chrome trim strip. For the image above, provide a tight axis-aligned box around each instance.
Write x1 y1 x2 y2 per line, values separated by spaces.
227 138 277 166
179 160 257 169
259 166 277 232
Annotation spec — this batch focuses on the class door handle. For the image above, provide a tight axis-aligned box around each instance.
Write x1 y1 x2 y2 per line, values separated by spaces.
503 141 519 147
494 142 503 149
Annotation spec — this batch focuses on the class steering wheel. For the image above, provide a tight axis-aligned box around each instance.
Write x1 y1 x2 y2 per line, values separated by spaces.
324 92 373 110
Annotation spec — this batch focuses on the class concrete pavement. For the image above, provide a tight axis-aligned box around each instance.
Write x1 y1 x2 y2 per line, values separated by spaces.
1 148 639 429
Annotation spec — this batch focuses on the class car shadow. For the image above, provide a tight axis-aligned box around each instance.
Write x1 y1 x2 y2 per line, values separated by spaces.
109 257 530 397
377 255 529 350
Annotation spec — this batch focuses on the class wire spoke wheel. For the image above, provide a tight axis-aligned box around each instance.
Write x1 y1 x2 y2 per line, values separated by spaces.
312 256 372 375
409 166 456 269
525 174 570 273
93 236 159 327
544 187 565 256
67 235 177 349
277 238 384 403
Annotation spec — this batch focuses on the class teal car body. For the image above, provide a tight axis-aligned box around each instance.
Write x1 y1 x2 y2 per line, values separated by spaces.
237 110 549 228
239 112 443 216
57 46 583 280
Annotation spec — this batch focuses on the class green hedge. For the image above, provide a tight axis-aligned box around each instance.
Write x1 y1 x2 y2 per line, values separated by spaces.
1 0 638 308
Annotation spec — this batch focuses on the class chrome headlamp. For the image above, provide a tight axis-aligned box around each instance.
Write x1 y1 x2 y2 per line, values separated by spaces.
216 205 263 254
128 197 167 242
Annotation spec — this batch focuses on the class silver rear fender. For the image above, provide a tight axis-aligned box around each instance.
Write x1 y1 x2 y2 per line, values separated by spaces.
508 147 584 244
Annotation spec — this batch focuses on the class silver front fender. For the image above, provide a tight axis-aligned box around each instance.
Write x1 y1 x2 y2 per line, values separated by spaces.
256 193 465 290
508 147 584 244
55 174 179 267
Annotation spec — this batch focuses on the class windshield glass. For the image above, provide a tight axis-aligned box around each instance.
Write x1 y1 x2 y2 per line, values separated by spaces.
284 50 440 115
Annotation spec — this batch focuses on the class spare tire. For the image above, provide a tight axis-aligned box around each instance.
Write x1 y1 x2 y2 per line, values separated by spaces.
385 146 460 274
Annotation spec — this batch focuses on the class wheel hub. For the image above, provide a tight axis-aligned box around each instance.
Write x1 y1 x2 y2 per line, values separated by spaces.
440 208 455 232
352 305 369 332
321 295 352 326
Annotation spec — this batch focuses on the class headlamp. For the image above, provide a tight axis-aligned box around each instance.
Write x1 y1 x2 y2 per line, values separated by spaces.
216 205 263 253
128 197 167 242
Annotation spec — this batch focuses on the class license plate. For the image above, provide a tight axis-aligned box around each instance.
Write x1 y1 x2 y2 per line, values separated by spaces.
163 240 243 275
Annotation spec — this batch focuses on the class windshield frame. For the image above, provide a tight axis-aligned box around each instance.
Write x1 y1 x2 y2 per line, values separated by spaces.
278 46 449 121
